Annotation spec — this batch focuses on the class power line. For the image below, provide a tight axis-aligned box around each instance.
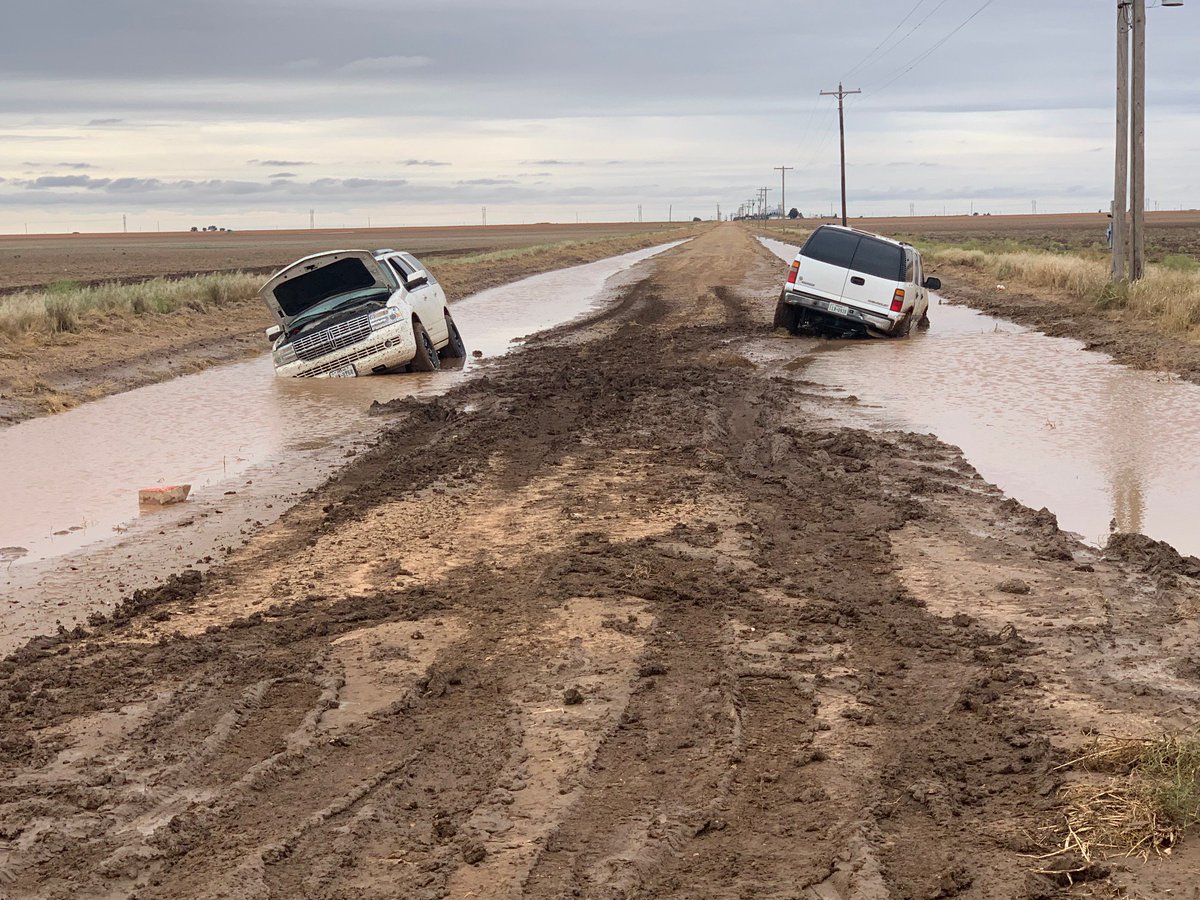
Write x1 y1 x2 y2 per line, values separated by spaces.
842 0 930 81
859 0 997 97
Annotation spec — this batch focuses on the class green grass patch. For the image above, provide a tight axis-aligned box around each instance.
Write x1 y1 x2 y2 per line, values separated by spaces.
0 271 262 342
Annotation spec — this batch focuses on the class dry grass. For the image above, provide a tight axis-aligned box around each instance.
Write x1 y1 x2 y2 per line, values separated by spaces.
926 246 1200 336
0 272 262 342
1034 734 1200 879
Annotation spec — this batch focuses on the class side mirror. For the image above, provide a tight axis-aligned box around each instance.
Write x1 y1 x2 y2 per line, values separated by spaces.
265 324 283 343
923 276 941 291
405 270 430 290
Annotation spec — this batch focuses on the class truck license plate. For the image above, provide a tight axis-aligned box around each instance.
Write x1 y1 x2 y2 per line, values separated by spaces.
328 364 357 378
827 303 850 317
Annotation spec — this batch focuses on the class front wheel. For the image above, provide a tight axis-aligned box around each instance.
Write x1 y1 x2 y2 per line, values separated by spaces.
440 312 467 360
409 320 441 372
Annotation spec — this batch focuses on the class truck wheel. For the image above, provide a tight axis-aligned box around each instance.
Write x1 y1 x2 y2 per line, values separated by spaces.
773 300 799 334
440 312 467 360
410 320 441 372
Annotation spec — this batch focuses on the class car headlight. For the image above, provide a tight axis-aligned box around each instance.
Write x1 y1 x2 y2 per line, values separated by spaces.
273 343 298 366
368 307 403 330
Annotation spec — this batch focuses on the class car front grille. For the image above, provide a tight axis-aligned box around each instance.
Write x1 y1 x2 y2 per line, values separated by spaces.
296 337 402 377
292 314 373 361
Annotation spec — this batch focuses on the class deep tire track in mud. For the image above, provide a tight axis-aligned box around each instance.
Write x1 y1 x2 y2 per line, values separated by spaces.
2 226 1199 899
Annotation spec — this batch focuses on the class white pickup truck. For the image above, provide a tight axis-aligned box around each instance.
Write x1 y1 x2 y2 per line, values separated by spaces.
261 249 466 377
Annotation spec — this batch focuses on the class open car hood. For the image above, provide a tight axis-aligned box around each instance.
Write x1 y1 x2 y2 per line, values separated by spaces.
259 250 395 324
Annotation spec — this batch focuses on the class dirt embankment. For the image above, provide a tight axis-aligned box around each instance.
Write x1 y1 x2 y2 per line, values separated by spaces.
0 226 696 426
1 225 1198 898
935 269 1200 384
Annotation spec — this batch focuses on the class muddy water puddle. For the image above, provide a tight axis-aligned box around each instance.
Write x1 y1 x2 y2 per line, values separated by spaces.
0 241 686 655
761 237 1200 556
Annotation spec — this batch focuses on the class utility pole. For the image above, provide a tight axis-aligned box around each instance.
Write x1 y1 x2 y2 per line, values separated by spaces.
122 214 127 234
910 203 915 217
774 166 794 220
1114 1 1131 281
759 187 772 219
637 204 642 222
1130 0 1147 280
669 204 673 223
482 207 487 227
309 209 315 229
820 82 861 227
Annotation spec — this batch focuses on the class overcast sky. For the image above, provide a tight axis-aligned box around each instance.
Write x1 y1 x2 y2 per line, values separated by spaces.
1 0 1197 232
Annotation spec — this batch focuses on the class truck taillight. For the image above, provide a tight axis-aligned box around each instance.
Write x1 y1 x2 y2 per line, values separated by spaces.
890 289 906 312
787 260 800 286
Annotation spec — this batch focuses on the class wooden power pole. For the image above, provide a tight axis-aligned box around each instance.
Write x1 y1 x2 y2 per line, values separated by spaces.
774 165 794 220
820 82 861 227
1130 0 1147 280
1113 2 1130 281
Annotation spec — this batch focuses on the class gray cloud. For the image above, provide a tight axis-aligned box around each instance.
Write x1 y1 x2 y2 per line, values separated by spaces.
401 159 451 167
249 159 312 167
85 118 123 126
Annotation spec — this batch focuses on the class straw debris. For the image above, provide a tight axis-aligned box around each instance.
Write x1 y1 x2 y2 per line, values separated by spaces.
1033 734 1200 881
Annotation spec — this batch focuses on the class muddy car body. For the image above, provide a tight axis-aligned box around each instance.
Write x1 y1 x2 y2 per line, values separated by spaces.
261 249 466 377
774 225 940 338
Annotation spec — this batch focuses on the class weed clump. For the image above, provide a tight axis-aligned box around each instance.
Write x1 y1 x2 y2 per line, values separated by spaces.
1037 733 1200 875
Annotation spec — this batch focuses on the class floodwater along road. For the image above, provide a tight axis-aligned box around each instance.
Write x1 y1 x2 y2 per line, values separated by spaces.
0 240 686 656
761 236 1200 557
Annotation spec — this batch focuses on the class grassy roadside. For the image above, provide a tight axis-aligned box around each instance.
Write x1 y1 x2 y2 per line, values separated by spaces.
916 242 1200 339
0 225 699 423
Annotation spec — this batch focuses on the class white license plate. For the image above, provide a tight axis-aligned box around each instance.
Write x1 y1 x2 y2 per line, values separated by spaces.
827 302 850 317
328 364 357 378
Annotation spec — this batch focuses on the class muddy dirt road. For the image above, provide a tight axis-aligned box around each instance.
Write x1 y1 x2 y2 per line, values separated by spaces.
2 225 1199 899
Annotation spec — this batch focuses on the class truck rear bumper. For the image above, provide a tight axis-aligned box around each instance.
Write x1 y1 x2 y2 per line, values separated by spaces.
781 289 900 336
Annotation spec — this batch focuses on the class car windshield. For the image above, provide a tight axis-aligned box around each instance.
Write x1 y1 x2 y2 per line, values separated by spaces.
286 287 386 332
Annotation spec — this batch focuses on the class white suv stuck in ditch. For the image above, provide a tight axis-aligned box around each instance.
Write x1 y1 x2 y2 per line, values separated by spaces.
774 225 940 338
261 249 466 377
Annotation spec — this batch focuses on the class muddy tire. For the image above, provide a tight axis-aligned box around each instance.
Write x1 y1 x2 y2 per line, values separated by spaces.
917 313 931 330
440 313 467 360
410 320 441 372
773 298 799 334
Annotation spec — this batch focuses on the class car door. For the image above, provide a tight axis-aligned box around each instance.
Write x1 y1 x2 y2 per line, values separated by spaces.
387 255 447 343
838 236 905 313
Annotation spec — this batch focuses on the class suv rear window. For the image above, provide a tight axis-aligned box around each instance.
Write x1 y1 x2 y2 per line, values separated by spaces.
800 227 859 269
850 238 905 281
800 228 906 282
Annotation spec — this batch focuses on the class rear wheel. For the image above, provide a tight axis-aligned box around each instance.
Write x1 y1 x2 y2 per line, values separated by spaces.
440 312 467 359
773 296 800 333
409 320 440 372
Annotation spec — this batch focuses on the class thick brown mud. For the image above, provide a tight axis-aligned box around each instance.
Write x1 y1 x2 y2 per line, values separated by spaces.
1 225 1198 899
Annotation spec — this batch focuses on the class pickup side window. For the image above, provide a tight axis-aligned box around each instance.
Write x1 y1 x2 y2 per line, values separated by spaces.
904 249 916 283
849 237 905 281
800 227 860 269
